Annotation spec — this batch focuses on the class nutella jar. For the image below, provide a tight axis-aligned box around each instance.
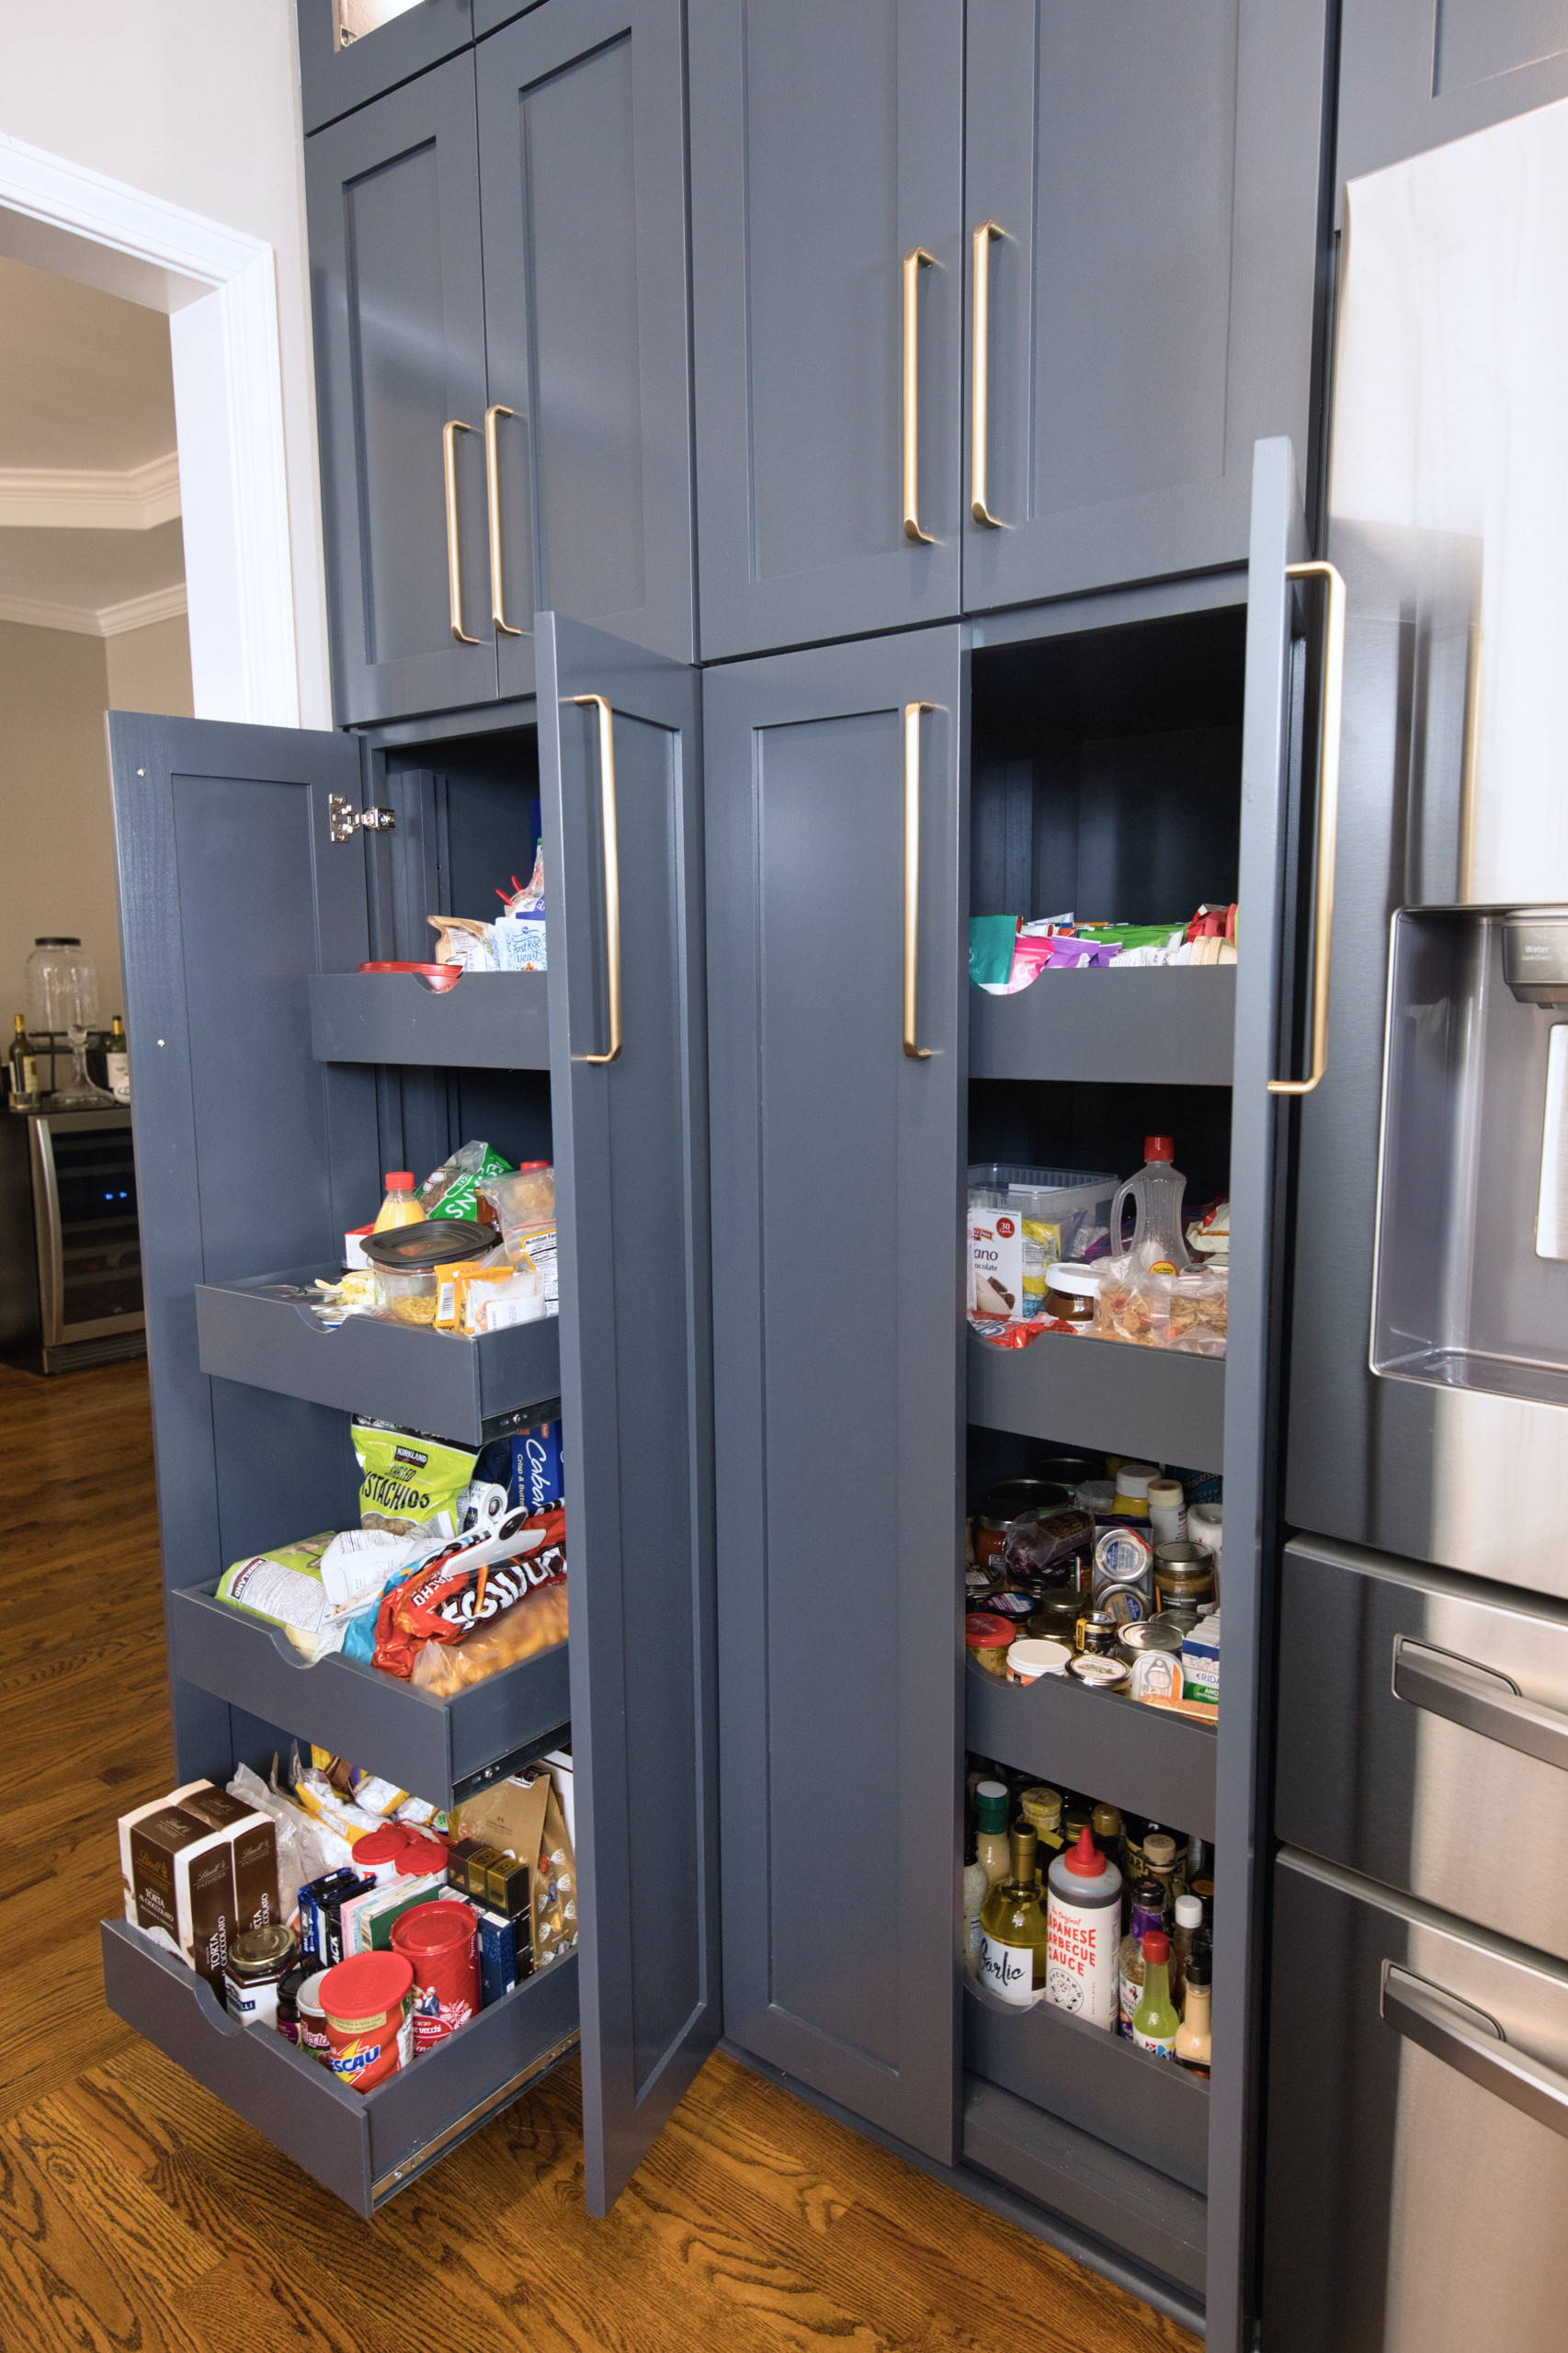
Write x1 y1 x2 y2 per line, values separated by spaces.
1041 1262 1104 1325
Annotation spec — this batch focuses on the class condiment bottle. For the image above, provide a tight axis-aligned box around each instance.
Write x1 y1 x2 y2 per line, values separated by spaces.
1018 1786 1065 1854
1111 1136 1192 1274
960 1841 989 1978
1142 1830 1179 1919
1045 1825 1122 2029
1176 1944 1212 2076
974 1781 1013 1889
1118 1878 1168 2039
1110 1460 1158 1518
980 1824 1049 2004
1131 1928 1181 2058
373 1170 425 1232
1091 1802 1122 1856
1171 1892 1204 2004
1147 1477 1187 1543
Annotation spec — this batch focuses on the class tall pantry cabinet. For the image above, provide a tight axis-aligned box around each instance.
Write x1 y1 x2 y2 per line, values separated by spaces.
97 0 1359 2346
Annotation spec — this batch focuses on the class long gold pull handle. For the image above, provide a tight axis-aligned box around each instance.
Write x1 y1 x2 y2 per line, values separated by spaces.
572 694 622 1066
484 404 524 637
903 247 935 545
1268 559 1346 1097
903 700 935 1058
971 222 1005 527
443 419 481 645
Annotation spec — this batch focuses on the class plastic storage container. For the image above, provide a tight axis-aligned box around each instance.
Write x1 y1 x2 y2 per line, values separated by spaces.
968 1165 1118 1320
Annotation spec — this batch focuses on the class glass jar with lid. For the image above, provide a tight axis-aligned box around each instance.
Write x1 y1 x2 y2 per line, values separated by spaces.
25 937 99 1036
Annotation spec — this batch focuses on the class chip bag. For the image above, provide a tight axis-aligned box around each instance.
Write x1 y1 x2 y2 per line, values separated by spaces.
372 1506 567 1680
419 1141 513 1225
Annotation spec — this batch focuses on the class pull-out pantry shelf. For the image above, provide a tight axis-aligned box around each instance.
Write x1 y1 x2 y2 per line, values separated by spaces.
968 1325 1225 1472
966 1658 1216 1843
169 1581 570 1811
101 1921 578 2215
195 1266 560 1446
970 968 1235 1087
308 971 551 1071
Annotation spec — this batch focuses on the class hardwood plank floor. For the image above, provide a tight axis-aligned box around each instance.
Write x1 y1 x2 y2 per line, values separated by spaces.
0 1356 1198 2353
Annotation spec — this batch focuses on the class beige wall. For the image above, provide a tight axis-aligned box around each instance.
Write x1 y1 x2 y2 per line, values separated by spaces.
0 0 332 728
105 614 195 719
0 620 123 1025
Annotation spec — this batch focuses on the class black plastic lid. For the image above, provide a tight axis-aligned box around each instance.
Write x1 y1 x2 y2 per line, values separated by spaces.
32 936 81 946
360 1218 496 1271
1184 1946 1211 1989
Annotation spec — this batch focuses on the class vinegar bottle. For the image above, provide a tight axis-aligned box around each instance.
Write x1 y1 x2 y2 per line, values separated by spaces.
973 1781 1013 1889
1111 1136 1192 1274
373 1171 426 1232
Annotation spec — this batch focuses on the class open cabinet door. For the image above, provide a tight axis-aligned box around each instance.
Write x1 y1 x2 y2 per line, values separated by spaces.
1205 438 1311 2353
107 714 381 1775
535 614 719 2214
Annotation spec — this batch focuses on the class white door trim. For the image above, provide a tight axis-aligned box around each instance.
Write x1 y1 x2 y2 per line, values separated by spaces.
0 131 300 727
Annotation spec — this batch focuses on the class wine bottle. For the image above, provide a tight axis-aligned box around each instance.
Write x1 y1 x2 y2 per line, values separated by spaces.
979 1824 1048 2005
8 1015 42 1112
106 1015 131 1104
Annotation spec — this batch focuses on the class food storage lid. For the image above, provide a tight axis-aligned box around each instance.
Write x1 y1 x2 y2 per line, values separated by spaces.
1006 1638 1070 1678
965 1612 1015 1650
295 1972 331 2019
1044 1262 1105 1298
396 1839 449 1877
361 1218 494 1271
1175 1894 1203 1928
1113 1461 1159 1499
318 1950 414 2022
392 1900 476 1958
354 1828 411 1867
974 1780 1010 1832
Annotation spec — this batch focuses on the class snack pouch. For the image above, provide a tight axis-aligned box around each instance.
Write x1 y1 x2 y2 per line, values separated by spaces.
373 1507 567 1680
418 1141 513 1224
353 1420 479 1536
217 1534 336 1657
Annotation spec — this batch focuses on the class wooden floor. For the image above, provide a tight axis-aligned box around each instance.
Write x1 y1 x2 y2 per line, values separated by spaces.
0 1355 1196 2353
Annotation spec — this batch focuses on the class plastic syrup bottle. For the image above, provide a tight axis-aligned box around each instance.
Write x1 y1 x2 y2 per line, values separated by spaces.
373 1170 426 1232
1132 1927 1182 2058
1176 1943 1212 2076
1118 1877 1169 2038
1045 1824 1122 2028
979 1824 1049 2005
1111 1135 1192 1274
973 1780 1014 1890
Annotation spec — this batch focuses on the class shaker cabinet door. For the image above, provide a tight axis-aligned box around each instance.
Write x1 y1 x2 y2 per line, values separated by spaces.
307 56 498 725
962 0 1329 609
476 0 696 691
704 627 966 2161
688 0 963 661
296 0 475 136
535 615 718 2212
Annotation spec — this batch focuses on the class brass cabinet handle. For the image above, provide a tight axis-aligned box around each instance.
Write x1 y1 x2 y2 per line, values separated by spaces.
572 695 621 1065
1268 559 1346 1096
971 222 1005 527
903 700 935 1058
484 404 525 637
903 246 935 545
443 419 481 645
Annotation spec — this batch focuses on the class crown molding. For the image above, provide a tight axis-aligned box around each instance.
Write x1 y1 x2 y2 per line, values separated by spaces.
0 580 187 639
0 451 181 529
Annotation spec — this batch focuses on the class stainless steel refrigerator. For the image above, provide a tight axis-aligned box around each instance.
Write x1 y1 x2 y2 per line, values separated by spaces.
1263 100 1568 2347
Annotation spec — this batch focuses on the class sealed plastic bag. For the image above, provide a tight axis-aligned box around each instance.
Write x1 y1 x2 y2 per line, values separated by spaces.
352 1420 478 1536
373 1506 566 1680
410 1574 569 1695
1096 1257 1227 1355
418 1141 513 1223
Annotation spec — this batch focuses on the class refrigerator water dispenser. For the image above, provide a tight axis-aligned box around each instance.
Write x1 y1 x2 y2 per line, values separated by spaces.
1373 906 1568 1406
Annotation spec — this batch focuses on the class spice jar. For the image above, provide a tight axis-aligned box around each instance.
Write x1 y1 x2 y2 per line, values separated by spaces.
1153 1541 1216 1614
1111 1461 1159 1517
1041 1263 1104 1325
965 1611 1015 1677
225 1924 298 2029
1025 1592 1084 1646
1076 1610 1119 1656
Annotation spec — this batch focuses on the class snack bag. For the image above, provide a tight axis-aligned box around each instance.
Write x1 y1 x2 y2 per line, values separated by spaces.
352 1420 479 1536
216 1533 337 1657
410 1576 569 1695
418 1141 513 1224
372 1507 567 1680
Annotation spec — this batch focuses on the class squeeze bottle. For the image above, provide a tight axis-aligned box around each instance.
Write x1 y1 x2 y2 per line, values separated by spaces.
1045 1824 1121 2028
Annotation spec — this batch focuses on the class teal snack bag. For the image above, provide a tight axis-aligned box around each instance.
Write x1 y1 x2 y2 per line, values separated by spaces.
352 1421 479 1536
969 914 1018 988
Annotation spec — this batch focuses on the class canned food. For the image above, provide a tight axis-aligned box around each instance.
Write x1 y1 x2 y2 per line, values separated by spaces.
319 1950 415 2092
392 1900 482 2052
1068 1654 1131 1692
1153 1540 1216 1613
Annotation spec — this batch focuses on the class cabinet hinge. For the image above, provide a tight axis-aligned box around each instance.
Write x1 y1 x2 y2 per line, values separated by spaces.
329 793 396 844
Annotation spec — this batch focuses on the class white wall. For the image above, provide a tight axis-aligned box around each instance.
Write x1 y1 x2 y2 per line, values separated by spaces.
0 1 332 729
0 620 122 1019
105 613 195 719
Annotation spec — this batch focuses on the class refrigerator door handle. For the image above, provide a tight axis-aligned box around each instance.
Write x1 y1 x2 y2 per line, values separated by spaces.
1382 1962 1568 2142
1392 1633 1568 1773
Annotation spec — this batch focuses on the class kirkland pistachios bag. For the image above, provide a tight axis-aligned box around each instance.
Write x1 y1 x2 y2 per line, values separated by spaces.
351 1420 479 1537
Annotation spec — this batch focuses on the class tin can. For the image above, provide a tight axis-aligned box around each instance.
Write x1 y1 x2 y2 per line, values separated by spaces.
295 1971 333 2065
392 1900 482 2052
319 1951 415 2092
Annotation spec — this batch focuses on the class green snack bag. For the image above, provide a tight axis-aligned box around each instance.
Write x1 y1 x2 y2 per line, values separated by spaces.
418 1141 513 1224
969 914 1018 987
352 1419 479 1536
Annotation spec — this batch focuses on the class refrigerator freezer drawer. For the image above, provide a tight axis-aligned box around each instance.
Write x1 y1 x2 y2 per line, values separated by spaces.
1262 1852 1568 2353
1277 1534 1568 1962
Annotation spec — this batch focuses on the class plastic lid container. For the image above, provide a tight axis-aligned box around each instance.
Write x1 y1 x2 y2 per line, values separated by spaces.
295 1971 331 2019
1113 1461 1159 1501
362 1219 496 1271
965 1612 1014 1650
396 1839 449 1877
1043 1262 1105 1298
1006 1637 1071 1683
390 1899 474 1957
354 1827 412 1875
318 1949 414 2027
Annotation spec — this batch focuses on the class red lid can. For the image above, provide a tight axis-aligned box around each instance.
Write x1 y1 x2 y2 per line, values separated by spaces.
318 1951 415 2093
965 1611 1015 1649
354 1827 411 1869
396 1837 449 1877
392 1900 481 2052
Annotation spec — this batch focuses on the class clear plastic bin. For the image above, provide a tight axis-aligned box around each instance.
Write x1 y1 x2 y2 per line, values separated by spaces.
967 1165 1118 1319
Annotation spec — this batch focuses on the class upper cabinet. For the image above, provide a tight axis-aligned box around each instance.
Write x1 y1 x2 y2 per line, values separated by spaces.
961 0 1331 613
297 0 474 134
687 1 1329 660
305 0 696 727
1337 0 1568 193
687 0 965 663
